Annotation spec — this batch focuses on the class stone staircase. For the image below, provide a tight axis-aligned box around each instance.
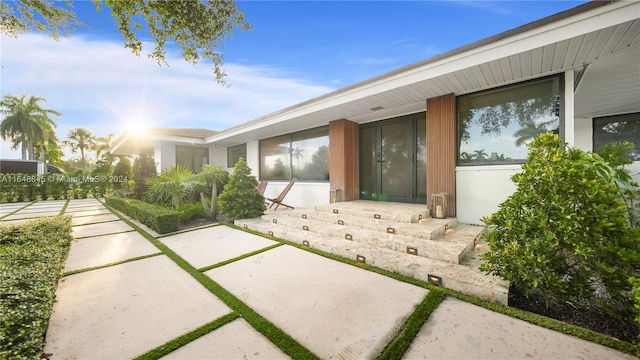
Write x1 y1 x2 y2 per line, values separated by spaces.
235 200 509 305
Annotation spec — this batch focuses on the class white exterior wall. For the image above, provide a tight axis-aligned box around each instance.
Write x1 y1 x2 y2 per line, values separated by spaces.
246 141 260 176
210 146 226 169
264 181 330 209
456 165 520 225
574 117 593 151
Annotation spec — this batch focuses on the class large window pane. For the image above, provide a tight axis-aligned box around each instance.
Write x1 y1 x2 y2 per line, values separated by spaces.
292 128 329 181
260 135 291 181
457 77 560 165
227 143 247 168
259 127 329 181
594 113 640 161
176 145 209 173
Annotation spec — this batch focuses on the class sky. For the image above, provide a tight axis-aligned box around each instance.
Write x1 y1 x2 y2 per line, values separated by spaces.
1 0 588 161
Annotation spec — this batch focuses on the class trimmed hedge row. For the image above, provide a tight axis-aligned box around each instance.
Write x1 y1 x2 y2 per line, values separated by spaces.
0 173 110 202
0 216 74 360
105 196 179 234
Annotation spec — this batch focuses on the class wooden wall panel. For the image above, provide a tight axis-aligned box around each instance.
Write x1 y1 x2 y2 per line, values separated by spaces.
426 94 457 217
329 119 359 201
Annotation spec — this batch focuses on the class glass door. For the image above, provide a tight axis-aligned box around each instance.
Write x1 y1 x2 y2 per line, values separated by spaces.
360 113 426 203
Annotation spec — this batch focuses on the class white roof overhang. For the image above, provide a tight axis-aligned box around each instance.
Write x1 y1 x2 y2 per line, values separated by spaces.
208 1 640 146
110 132 208 155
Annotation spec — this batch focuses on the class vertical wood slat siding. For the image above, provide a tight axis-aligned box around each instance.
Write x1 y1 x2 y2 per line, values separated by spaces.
329 119 359 201
426 94 457 217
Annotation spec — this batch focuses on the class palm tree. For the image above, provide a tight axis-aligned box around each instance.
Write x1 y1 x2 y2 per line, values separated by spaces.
514 120 558 147
33 124 65 169
146 165 196 207
65 127 96 176
0 94 61 160
195 164 229 219
94 133 114 160
472 149 488 161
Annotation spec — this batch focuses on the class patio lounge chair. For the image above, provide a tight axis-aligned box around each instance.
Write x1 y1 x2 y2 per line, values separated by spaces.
267 181 295 210
256 181 268 196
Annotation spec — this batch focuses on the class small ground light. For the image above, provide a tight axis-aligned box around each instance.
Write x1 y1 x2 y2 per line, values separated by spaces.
303 225 309 231
428 274 442 286
268 231 274 236
302 214 307 219
302 240 309 246
333 209 339 214
407 247 418 255
374 214 381 219
243 224 248 229
345 234 353 240
356 255 366 264
386 227 396 234
272 219 277 224
338 220 344 225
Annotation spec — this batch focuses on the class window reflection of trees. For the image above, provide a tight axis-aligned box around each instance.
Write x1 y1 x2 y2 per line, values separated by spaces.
458 77 560 164
594 114 640 161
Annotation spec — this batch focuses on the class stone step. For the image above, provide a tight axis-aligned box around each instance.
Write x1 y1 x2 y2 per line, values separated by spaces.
235 218 508 305
266 209 456 240
260 213 475 264
314 200 430 223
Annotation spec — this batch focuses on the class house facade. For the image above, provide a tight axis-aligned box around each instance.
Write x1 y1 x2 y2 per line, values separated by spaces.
112 1 640 225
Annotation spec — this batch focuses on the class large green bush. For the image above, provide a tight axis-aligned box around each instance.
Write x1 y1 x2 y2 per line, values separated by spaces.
481 133 640 316
105 196 179 234
218 158 266 219
0 216 74 359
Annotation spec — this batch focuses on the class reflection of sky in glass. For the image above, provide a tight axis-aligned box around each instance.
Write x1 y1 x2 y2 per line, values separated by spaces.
263 136 328 168
461 112 557 160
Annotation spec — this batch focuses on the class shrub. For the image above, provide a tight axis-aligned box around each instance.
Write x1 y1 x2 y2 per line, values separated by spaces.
176 202 206 222
481 133 640 316
0 216 74 359
218 158 266 219
105 196 179 234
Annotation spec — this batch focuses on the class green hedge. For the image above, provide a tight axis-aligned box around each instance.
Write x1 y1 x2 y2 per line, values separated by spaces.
0 173 113 202
0 216 74 360
105 196 179 234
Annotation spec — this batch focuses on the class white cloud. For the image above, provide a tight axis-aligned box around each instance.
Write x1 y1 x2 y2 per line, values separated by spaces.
1 33 333 159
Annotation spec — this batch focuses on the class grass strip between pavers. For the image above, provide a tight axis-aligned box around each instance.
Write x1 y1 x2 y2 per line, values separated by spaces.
377 288 447 360
224 222 640 358
155 223 222 238
101 201 321 360
59 199 70 215
63 252 164 276
73 229 137 240
133 312 241 360
198 243 284 272
0 200 35 220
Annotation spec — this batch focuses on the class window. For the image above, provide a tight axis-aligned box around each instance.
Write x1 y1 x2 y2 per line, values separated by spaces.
260 127 329 181
457 76 560 165
593 113 640 161
176 145 209 173
227 144 247 168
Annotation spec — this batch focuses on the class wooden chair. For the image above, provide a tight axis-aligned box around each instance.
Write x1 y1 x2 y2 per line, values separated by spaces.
256 181 268 196
267 181 295 210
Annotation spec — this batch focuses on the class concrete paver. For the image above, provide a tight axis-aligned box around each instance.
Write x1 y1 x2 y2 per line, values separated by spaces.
206 245 428 359
72 220 134 238
161 226 279 268
64 231 160 272
65 208 112 216
71 213 119 226
44 255 232 359
161 318 290 359
404 298 636 360
2 210 62 220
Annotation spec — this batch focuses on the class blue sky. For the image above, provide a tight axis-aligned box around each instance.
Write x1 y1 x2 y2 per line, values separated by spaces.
1 0 587 160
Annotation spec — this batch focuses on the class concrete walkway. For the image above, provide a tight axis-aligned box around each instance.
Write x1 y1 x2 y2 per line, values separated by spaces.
1 199 636 359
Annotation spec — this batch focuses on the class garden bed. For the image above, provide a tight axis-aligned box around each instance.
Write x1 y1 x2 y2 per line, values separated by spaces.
509 286 639 343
